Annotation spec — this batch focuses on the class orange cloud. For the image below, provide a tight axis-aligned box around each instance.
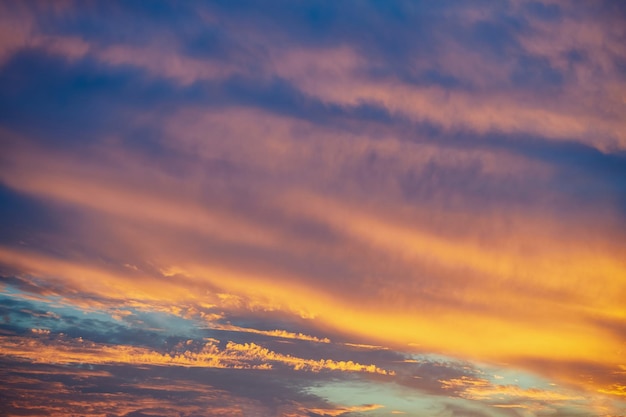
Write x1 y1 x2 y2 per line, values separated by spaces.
2 2 625 416
599 385 626 398
307 404 383 416
440 376 584 402
0 334 392 375
275 191 626 349
224 341 392 374
212 323 331 343
0 99 624 410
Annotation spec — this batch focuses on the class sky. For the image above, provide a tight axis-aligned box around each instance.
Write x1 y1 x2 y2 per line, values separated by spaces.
0 1 625 416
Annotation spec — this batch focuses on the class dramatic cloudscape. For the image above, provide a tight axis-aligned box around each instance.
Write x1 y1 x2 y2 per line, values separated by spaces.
1 1 625 416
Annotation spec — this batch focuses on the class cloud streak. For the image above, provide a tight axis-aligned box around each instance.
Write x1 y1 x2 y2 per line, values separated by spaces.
1 333 392 375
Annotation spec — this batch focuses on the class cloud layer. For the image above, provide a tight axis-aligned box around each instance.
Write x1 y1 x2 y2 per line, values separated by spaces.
1 1 625 416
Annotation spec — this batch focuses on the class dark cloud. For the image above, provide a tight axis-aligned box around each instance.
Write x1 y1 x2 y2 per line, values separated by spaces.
0 185 69 246
0 359 334 417
524 1 562 21
0 50 178 146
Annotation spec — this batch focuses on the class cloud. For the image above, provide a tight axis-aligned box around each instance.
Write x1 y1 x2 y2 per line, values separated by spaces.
0 358 315 417
1 1 626 416
307 404 383 416
4 1 624 151
440 376 584 402
1 124 625 390
1 333 392 375
211 323 331 344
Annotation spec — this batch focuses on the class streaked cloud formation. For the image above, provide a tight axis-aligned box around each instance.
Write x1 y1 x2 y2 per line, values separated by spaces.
1 1 625 416
2 333 390 374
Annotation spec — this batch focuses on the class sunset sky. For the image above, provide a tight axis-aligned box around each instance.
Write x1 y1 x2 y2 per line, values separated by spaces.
1 1 625 416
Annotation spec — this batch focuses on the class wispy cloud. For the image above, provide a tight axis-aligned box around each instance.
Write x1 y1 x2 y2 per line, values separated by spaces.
212 323 331 343
307 404 383 416
1 333 392 374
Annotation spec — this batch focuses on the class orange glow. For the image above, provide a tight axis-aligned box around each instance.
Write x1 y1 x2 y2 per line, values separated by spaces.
0 334 392 375
440 376 584 402
307 404 384 416
1 2 626 415
212 324 331 343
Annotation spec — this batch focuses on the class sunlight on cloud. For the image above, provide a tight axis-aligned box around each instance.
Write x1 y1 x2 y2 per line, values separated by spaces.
1 333 392 375
1 1 625 416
